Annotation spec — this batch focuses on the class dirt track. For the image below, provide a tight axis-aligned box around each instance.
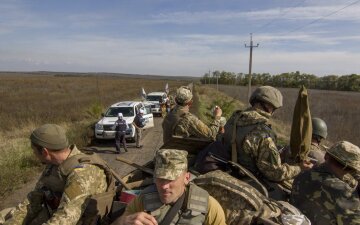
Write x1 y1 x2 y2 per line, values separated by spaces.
0 117 164 210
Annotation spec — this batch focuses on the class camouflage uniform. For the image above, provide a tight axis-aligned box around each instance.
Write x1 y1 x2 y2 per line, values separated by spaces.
224 107 301 183
4 145 108 225
162 86 220 144
291 141 360 225
119 149 226 225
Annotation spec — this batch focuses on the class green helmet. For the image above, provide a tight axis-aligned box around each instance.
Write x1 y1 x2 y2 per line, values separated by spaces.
249 86 283 109
312 117 327 139
326 141 360 172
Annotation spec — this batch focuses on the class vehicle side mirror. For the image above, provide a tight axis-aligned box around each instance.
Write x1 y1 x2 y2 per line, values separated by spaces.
101 113 105 117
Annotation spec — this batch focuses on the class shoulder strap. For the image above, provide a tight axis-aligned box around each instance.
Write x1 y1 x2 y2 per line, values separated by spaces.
159 193 185 225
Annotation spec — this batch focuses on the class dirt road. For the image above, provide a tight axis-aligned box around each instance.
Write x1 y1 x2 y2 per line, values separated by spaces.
0 117 164 210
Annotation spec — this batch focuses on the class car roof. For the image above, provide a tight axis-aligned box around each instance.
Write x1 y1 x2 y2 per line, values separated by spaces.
147 92 167 96
110 101 142 108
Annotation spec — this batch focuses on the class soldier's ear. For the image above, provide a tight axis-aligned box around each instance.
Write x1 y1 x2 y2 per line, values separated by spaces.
184 172 191 185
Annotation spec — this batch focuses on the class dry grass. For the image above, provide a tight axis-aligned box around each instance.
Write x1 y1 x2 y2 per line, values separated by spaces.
212 84 360 146
0 73 188 197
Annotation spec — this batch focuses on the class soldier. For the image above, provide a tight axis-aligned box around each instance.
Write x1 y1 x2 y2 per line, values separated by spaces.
111 149 226 225
114 113 128 153
291 141 360 225
3 124 114 225
308 117 327 164
223 86 313 199
162 86 222 145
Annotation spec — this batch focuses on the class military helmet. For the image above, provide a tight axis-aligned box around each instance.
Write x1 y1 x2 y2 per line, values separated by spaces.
175 86 193 105
249 86 283 109
312 117 327 139
326 141 360 172
30 124 69 150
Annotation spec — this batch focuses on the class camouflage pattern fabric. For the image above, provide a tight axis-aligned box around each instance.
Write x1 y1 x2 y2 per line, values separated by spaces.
326 141 360 172
224 108 301 183
4 146 108 225
154 149 188 180
175 86 193 104
291 163 360 225
162 105 220 144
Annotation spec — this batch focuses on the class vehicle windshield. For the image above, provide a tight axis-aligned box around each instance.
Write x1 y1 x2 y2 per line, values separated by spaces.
105 107 134 117
146 95 163 101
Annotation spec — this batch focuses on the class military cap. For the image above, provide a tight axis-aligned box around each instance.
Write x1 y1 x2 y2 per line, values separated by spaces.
30 124 69 150
175 86 193 105
326 141 360 172
250 86 283 109
154 149 188 180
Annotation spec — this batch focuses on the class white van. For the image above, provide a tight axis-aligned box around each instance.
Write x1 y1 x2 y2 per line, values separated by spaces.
94 101 154 141
146 92 168 116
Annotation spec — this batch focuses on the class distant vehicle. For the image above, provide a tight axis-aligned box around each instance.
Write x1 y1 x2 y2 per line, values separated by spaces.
145 92 168 116
95 101 154 141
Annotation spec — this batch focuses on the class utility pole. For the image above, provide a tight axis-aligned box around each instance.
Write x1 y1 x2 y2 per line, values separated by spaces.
245 33 259 104
216 72 219 91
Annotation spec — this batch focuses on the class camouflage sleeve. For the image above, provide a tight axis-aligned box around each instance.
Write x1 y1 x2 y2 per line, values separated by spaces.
322 178 360 224
43 164 107 225
183 114 220 140
204 196 226 225
4 176 49 225
246 135 301 182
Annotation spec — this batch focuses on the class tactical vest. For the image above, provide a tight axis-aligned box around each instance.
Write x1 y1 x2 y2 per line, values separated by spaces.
162 107 187 144
40 149 115 225
223 110 277 176
142 184 209 225
115 119 127 133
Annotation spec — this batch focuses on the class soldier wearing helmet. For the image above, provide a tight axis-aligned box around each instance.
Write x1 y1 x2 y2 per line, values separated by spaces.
2 124 114 225
222 86 313 200
162 86 223 144
308 117 328 164
291 141 360 225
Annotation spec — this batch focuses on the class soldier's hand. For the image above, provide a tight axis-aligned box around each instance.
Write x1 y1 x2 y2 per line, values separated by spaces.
118 212 158 225
299 160 313 171
213 106 222 118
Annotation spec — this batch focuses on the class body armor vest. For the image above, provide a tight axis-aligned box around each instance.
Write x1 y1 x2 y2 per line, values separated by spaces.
142 184 209 225
115 119 127 133
38 149 115 225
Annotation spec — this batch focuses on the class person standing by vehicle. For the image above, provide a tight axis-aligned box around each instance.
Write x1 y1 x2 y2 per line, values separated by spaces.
133 108 146 148
113 113 128 153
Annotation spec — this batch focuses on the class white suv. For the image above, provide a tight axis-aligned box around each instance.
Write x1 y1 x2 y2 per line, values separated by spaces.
146 92 168 116
95 101 154 140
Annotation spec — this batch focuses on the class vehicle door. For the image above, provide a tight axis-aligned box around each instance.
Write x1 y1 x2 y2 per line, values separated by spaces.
141 103 154 128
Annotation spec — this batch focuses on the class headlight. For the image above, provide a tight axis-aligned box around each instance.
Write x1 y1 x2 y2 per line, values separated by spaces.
96 124 104 130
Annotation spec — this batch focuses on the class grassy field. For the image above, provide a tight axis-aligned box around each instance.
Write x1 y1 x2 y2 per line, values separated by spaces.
211 84 360 147
0 73 188 197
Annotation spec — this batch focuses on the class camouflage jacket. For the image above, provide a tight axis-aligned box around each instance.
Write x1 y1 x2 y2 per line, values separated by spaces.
5 145 108 225
162 105 220 144
224 108 301 182
291 163 360 225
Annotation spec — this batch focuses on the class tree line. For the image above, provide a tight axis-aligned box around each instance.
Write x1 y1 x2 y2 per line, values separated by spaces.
200 71 360 92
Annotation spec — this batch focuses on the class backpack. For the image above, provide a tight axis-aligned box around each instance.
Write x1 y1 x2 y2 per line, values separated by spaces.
193 170 310 225
134 114 146 128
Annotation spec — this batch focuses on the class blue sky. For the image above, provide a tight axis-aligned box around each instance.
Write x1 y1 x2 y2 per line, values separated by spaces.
1 0 360 76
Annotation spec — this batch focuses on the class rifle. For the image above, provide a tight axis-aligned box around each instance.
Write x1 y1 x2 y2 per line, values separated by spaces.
208 152 269 197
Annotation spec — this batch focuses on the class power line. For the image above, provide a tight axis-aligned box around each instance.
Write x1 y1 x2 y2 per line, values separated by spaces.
286 0 360 34
252 0 307 34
